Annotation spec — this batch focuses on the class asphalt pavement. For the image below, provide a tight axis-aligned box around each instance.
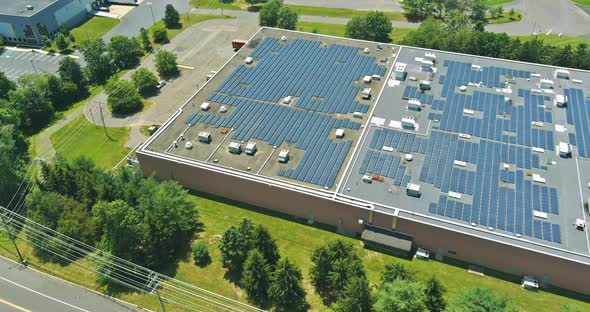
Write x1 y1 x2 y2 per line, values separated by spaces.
0 256 141 312
0 48 76 81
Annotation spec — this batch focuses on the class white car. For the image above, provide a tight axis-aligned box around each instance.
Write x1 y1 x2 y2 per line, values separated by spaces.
206 71 217 81
156 80 166 89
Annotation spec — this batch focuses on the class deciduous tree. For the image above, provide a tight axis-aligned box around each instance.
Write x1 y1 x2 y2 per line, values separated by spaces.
131 68 159 95
154 50 178 78
276 6 298 30
259 0 282 27
105 78 143 115
446 287 517 312
375 280 428 312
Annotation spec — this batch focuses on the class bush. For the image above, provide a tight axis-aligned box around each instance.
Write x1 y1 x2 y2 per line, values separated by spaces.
192 242 211 267
152 28 169 44
154 50 178 78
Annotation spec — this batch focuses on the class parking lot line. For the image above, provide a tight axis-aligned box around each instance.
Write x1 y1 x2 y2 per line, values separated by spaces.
23 53 36 61
50 56 61 64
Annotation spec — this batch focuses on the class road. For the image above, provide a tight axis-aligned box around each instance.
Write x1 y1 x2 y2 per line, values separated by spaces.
0 256 140 312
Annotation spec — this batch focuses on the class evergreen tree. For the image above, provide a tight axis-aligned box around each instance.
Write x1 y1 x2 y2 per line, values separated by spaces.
241 249 271 306
447 288 517 312
139 27 152 52
252 224 280 267
55 33 69 51
424 276 446 312
375 280 428 312
381 262 416 284
268 258 308 312
332 276 373 312
163 4 181 28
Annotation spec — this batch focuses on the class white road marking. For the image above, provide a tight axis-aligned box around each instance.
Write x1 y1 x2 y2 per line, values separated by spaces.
0 298 32 312
0 275 91 312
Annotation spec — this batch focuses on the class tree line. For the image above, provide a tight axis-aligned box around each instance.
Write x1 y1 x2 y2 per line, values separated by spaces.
259 0 299 30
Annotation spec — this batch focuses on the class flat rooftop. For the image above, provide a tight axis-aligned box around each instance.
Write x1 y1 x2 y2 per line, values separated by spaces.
0 0 56 17
142 28 590 264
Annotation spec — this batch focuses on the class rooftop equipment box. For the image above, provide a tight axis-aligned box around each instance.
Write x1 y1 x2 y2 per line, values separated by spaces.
419 80 431 90
555 94 567 107
406 183 421 197
408 99 421 111
200 102 211 111
401 116 417 130
228 142 242 154
278 149 289 163
362 88 372 99
198 132 211 143
555 68 570 79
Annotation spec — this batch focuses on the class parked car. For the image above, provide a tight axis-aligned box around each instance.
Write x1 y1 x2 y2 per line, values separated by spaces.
156 80 166 89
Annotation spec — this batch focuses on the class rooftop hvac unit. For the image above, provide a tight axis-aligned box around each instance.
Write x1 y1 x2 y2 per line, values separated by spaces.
554 94 567 107
521 276 539 290
362 175 373 183
363 76 372 83
228 142 241 154
245 56 253 64
362 88 372 99
352 112 363 118
363 47 370 54
220 106 227 113
200 102 211 111
394 63 407 81
424 52 437 62
406 183 421 197
198 131 211 143
281 36 287 42
401 116 417 130
420 59 433 71
278 149 289 163
185 141 193 150
245 142 257 155
539 78 554 89
558 142 571 158
335 129 345 138
407 98 421 111
283 96 291 104
555 68 570 79
419 80 431 90
371 74 381 81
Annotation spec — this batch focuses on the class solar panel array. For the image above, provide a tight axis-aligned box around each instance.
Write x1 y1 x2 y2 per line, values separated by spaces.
564 88 590 157
184 37 386 188
356 60 563 243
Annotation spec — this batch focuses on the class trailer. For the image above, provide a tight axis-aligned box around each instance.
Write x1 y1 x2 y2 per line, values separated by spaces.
232 39 248 49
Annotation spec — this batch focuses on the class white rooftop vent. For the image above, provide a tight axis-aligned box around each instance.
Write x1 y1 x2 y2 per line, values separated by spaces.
532 173 546 184
352 112 363 119
406 183 421 197
539 78 554 89
407 98 421 111
278 149 289 163
363 75 372 83
26 5 34 10
335 129 345 138
362 88 372 99
424 52 437 62
245 56 253 64
555 94 567 107
448 191 462 199
363 47 370 54
198 131 211 143
555 68 570 79
228 142 241 154
419 80 431 90
281 36 287 42
463 109 475 115
283 96 291 104
576 218 586 229
558 142 571 158
405 154 414 161
459 85 467 92
185 141 193 150
200 102 211 111
245 142 257 155
401 116 417 130
219 106 227 113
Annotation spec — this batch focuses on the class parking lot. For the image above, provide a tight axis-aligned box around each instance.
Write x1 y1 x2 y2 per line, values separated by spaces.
0 48 77 81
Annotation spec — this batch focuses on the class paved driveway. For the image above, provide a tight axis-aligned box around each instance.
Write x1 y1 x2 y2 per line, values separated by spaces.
284 0 401 11
0 48 75 81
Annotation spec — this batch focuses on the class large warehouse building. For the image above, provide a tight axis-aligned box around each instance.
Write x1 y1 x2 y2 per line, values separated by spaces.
138 28 590 294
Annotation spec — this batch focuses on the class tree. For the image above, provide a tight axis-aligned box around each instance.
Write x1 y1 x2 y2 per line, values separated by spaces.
364 11 393 43
508 8 516 20
105 78 143 115
424 276 446 312
276 6 298 30
246 0 262 8
403 0 436 20
345 11 392 43
556 44 574 68
139 27 152 52
252 224 280 267
152 28 169 44
381 262 416 284
241 249 271 306
78 38 114 84
375 280 428 312
469 0 489 24
58 57 87 95
219 219 255 278
163 4 181 28
332 276 373 312
0 125 27 210
54 33 69 51
0 35 4 46
268 258 308 312
131 68 159 95
8 74 55 134
0 71 16 99
310 240 366 304
192 242 211 267
574 42 590 70
154 50 178 78
446 288 517 312
108 35 142 70
259 0 282 27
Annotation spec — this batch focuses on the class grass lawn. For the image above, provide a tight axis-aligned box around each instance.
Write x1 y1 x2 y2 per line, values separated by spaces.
71 16 120 42
145 14 234 46
286 4 406 20
517 34 590 48
486 0 515 5
571 0 590 6
190 0 244 10
297 21 412 44
50 115 130 168
486 11 522 24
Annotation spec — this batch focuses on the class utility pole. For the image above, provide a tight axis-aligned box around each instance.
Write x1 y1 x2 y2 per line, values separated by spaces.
148 272 166 312
30 60 38 74
98 101 112 141
0 208 25 265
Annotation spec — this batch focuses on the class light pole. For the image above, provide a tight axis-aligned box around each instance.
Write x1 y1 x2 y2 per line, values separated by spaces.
188 8 196 26
146 2 156 25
